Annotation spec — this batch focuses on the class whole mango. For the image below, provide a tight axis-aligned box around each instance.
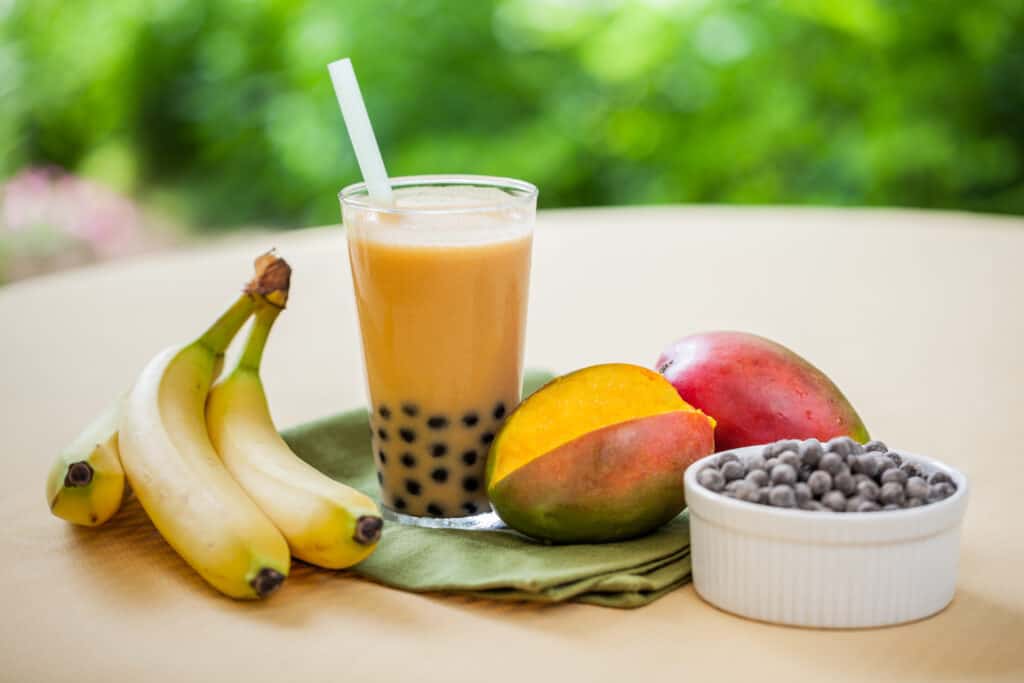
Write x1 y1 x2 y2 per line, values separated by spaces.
656 331 869 451
486 363 715 543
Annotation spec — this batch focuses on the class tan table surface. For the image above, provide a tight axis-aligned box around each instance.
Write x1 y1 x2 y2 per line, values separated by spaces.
2 206 1023 682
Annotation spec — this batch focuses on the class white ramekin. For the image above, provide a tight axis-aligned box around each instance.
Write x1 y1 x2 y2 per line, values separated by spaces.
684 445 969 628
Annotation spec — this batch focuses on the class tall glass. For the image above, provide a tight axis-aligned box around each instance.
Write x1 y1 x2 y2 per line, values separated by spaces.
341 175 537 528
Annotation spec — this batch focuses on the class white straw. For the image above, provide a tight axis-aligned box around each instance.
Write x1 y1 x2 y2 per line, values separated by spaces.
327 58 393 204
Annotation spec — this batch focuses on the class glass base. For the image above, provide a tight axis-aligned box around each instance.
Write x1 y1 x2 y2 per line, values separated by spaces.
382 506 506 530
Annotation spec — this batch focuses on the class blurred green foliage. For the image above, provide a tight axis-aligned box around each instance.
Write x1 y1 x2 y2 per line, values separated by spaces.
2 0 1023 231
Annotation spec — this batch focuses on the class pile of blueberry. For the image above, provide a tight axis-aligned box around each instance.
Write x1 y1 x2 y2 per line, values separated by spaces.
696 437 958 512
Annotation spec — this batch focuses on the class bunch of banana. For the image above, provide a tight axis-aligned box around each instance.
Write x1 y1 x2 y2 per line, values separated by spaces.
46 252 383 600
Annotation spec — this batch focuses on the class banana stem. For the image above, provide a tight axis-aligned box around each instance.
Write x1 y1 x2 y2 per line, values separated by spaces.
238 304 281 373
197 294 256 356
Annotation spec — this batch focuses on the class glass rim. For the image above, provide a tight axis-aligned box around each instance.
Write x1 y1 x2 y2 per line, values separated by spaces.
339 174 538 215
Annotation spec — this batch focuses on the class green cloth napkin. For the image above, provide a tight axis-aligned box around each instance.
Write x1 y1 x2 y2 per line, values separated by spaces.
281 371 692 608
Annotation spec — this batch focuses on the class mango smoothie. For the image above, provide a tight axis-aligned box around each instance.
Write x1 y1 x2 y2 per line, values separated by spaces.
342 177 536 520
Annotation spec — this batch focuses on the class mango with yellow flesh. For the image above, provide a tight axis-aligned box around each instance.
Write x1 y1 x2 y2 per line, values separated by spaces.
486 364 715 543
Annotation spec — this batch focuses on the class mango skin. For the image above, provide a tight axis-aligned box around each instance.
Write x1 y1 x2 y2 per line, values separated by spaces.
489 410 714 543
657 331 869 451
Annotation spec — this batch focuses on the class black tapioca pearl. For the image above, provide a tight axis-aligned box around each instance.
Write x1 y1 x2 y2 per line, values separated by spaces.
377 427 388 441
378 405 391 420
431 468 448 483
405 479 422 496
393 497 407 510
427 415 449 429
462 412 479 427
401 403 419 417
493 402 506 420
431 443 448 458
462 501 479 515
462 450 478 466
481 432 495 446
378 449 387 464
426 503 444 517
400 452 416 468
376 471 383 485
399 428 416 443
463 476 480 492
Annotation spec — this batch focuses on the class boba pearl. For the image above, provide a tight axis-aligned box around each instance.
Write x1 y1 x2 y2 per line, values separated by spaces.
717 452 740 467
430 468 448 483
769 485 796 508
906 476 929 500
778 450 801 468
834 471 856 496
462 450 479 466
864 440 888 453
400 453 416 468
929 471 953 486
461 412 480 427
462 502 479 515
426 503 444 517
493 402 507 420
808 470 832 496
431 443 448 458
794 482 812 504
858 501 881 512
405 480 422 496
745 469 769 487
822 491 847 512
426 415 449 429
401 403 419 417
721 460 746 482
698 467 726 492
771 463 798 486
880 482 906 505
819 452 844 476
856 479 880 501
399 428 416 443
800 440 823 466
481 432 495 446
881 468 908 485
463 476 481 492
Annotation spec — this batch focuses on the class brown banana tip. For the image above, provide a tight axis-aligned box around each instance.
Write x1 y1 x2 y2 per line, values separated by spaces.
64 461 94 488
250 568 286 598
354 515 384 545
246 251 291 308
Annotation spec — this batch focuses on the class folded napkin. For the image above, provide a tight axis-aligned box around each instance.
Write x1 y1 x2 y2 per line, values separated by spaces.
281 372 692 608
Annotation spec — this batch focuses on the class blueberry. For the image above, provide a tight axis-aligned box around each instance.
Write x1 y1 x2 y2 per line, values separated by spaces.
848 440 866 455
881 468 908 485
794 482 812 504
854 454 882 478
431 468 448 483
880 482 906 505
405 480 422 496
431 443 448 458
745 469 769 487
401 403 419 417
858 501 881 512
900 462 920 478
463 476 480 492
882 503 901 511
481 432 495 446
400 453 416 468
462 412 479 427
877 458 896 476
764 457 780 471
769 485 796 508
757 487 772 504
864 440 887 453
493 402 507 420
746 454 767 471
717 452 740 467
393 497 407 510
834 472 856 496
886 452 903 467
845 496 865 512
733 481 758 502
462 502 479 515
905 497 924 508
427 415 449 429
721 460 745 482
808 470 832 496
820 452 844 476
377 427 389 442
775 440 800 454
725 479 745 494
826 437 856 456
929 482 955 502
462 450 479 466
906 476 929 500
378 405 391 420
779 450 801 468
798 464 814 482
801 500 828 512
700 466 724 493
822 491 847 512
929 471 953 486
378 449 387 464
799 440 823 466
426 503 444 517
771 464 797 486
856 479 880 501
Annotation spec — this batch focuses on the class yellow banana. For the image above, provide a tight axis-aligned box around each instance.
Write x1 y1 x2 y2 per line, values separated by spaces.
118 254 292 599
207 290 383 569
46 398 125 526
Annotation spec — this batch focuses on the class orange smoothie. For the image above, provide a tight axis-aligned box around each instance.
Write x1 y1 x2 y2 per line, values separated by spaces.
343 181 535 518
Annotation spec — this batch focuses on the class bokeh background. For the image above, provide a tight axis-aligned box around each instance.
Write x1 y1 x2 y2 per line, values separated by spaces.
2 0 1023 282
